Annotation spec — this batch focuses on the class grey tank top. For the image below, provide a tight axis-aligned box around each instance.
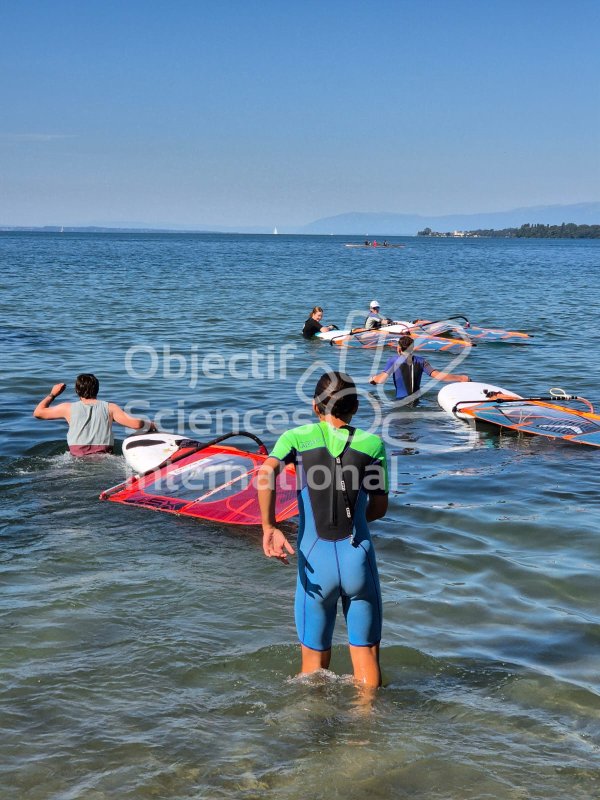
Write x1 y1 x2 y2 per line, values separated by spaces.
67 400 114 447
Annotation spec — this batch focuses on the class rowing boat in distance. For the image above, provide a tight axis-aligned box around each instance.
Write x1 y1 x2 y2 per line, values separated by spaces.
344 243 404 248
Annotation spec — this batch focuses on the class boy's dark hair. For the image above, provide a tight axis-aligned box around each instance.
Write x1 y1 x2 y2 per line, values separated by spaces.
314 371 359 419
397 335 414 352
75 374 100 399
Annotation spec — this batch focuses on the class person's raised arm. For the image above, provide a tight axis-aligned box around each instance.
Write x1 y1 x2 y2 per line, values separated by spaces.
33 383 70 420
257 456 294 564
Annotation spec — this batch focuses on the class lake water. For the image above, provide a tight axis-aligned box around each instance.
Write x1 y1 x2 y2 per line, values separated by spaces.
1 232 599 799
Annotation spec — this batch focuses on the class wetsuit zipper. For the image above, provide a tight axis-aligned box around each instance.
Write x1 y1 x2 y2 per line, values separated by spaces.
319 424 355 541
331 453 338 526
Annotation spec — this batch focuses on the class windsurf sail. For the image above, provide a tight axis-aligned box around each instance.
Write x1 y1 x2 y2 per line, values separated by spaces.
100 432 298 525
415 315 531 343
329 328 472 353
408 333 472 353
329 329 398 348
456 325 530 343
455 396 600 447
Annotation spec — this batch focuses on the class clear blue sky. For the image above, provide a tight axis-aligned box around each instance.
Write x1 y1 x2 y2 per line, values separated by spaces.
1 0 598 228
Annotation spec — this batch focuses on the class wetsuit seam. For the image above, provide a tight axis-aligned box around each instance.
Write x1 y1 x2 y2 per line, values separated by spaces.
333 540 342 596
359 541 382 643
301 537 320 647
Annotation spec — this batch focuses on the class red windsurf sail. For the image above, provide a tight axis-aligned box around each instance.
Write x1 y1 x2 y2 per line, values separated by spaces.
100 440 297 525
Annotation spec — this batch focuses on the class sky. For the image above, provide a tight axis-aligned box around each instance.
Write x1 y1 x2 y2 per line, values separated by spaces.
1 0 599 229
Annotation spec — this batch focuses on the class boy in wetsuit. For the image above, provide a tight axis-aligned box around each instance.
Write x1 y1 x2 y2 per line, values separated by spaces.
258 371 388 688
370 335 469 402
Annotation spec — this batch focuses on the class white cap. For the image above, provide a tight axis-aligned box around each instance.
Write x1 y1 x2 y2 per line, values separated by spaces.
370 300 380 308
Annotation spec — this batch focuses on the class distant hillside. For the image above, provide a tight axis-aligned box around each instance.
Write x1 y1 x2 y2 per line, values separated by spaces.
298 202 600 236
3 202 599 236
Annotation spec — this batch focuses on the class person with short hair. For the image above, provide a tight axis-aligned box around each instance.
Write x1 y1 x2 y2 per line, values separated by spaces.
369 335 469 401
258 371 388 689
364 300 393 329
33 373 156 456
302 306 335 339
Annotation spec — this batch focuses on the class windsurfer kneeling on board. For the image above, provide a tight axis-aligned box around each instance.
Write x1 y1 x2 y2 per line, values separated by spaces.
301 306 336 339
33 373 156 456
369 335 470 402
364 300 393 329
258 370 388 689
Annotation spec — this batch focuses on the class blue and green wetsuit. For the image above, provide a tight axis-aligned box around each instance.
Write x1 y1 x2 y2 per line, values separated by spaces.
382 353 434 400
271 421 388 651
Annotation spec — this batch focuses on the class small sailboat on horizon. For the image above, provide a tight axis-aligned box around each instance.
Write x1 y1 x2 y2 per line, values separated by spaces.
273 226 278 235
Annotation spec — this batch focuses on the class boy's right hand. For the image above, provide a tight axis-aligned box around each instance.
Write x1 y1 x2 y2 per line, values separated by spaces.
51 383 66 397
262 526 295 564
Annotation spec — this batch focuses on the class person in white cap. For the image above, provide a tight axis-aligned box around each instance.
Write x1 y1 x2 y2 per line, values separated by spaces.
365 300 393 330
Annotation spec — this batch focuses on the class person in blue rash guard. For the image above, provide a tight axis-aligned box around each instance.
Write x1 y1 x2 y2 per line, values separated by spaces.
258 371 388 689
370 334 469 402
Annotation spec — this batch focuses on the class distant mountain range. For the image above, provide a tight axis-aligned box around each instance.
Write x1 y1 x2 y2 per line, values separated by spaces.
2 202 599 236
296 202 600 236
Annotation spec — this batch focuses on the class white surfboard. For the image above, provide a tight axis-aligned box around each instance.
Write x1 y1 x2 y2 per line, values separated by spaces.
382 322 413 334
315 321 412 341
122 432 186 474
438 381 521 420
315 328 351 341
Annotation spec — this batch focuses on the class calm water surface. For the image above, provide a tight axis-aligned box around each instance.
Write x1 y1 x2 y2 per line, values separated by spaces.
1 233 599 799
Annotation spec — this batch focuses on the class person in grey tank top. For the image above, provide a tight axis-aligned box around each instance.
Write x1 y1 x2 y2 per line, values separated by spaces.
33 373 156 456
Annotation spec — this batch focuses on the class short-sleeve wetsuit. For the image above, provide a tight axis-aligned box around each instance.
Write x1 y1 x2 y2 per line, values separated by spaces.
302 317 323 338
383 354 434 400
271 421 388 651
